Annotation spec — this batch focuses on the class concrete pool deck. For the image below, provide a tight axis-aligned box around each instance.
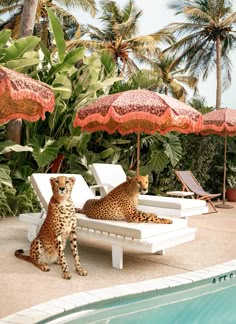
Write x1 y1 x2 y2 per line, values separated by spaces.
0 201 236 322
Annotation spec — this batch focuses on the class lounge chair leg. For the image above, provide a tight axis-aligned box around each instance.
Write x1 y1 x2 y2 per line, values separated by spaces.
209 200 218 213
27 224 39 242
203 201 218 214
112 244 123 270
156 249 165 255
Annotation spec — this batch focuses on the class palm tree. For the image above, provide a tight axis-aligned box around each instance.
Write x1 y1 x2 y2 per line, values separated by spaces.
0 0 96 41
188 96 214 114
67 0 173 76
165 0 236 109
154 54 198 101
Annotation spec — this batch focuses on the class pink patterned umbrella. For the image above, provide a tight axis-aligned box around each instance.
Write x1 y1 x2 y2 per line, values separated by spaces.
201 108 236 136
201 108 236 207
74 89 203 175
0 66 55 124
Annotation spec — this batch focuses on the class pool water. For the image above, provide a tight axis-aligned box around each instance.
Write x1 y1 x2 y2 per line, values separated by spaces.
46 275 236 324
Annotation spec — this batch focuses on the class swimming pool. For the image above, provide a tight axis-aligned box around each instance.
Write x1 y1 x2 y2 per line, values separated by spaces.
41 264 236 324
64 280 236 323
2 261 236 324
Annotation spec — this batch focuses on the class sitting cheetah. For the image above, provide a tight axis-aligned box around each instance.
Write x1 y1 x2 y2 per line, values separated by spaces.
15 176 87 280
76 175 172 224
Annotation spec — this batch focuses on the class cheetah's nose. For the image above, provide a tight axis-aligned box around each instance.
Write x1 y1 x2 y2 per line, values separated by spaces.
140 189 148 194
59 187 65 191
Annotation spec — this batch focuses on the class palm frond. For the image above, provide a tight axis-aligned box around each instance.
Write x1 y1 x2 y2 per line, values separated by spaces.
120 56 140 77
183 7 215 24
221 52 232 91
0 11 21 38
0 0 21 5
174 75 198 91
56 0 97 17
122 0 140 21
112 10 142 39
99 0 123 24
81 24 106 40
122 0 141 36
49 4 79 26
132 29 174 46
165 22 209 38
0 3 21 15
221 11 236 26
66 38 107 51
169 79 187 101
128 69 162 91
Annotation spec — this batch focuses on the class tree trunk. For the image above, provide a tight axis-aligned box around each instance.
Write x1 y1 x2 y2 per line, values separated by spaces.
215 35 222 110
20 0 38 37
6 0 38 146
6 119 22 144
5 119 22 159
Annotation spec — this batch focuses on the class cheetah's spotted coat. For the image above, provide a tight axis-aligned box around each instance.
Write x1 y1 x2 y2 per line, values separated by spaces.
77 175 173 224
15 176 87 280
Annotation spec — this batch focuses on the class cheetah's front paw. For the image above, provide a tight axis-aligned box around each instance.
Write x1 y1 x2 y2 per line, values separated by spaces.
77 267 88 276
62 272 72 280
40 264 50 272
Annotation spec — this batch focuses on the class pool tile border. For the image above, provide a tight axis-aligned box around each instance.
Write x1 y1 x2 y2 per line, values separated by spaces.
1 259 236 324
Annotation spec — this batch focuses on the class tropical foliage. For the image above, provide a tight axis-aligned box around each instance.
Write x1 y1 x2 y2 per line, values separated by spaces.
0 10 120 216
153 54 198 101
0 0 235 217
0 10 180 216
166 0 236 109
67 0 173 76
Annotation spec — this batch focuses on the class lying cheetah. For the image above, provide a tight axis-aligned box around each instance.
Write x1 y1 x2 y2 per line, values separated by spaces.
76 175 172 224
15 176 87 280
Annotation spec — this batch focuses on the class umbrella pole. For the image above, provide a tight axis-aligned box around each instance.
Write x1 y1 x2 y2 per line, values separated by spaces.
216 134 233 209
137 131 140 176
223 134 227 204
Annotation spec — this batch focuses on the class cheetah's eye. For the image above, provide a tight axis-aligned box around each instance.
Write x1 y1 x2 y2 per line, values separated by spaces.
137 181 141 185
55 180 59 184
65 180 69 184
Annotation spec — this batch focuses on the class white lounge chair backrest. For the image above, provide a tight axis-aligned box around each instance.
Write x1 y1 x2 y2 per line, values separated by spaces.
90 163 126 197
30 173 95 210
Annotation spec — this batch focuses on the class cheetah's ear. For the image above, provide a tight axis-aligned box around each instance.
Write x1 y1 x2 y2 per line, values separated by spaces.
145 175 149 179
50 177 55 185
126 176 132 183
70 176 76 184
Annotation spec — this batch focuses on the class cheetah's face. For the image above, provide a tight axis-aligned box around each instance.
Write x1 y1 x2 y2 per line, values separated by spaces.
50 176 75 201
128 175 149 195
137 175 149 194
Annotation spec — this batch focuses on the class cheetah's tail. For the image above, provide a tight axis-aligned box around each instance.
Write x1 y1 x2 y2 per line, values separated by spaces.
15 249 32 263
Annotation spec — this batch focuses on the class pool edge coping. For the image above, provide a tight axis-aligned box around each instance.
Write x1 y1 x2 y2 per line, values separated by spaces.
2 259 236 324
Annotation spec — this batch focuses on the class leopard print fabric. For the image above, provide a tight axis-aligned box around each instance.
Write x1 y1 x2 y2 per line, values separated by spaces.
15 176 87 280
77 175 172 224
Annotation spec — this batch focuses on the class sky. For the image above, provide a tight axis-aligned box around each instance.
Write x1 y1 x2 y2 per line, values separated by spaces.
75 1 236 109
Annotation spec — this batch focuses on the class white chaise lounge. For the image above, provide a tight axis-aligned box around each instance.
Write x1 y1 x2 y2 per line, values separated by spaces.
90 163 209 218
19 173 197 269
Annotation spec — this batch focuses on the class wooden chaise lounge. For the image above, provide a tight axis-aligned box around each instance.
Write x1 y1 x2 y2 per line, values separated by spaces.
175 170 221 213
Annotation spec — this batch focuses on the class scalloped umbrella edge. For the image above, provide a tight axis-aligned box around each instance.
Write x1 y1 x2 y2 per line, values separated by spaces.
0 65 55 124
